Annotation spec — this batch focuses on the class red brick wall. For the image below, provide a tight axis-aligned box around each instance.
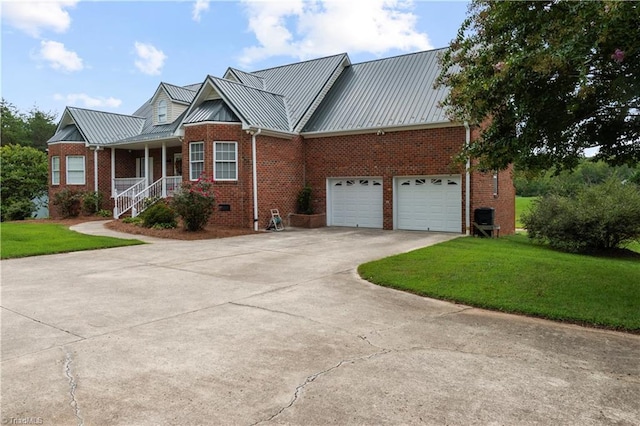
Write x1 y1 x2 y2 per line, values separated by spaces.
470 165 516 235
303 126 515 234
304 127 466 231
183 124 304 229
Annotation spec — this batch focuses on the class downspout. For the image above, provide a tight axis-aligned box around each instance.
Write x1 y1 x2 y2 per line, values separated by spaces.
94 147 99 193
464 121 471 235
252 128 262 231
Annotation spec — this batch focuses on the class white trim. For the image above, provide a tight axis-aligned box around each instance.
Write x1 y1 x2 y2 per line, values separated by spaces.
213 141 238 181
47 141 86 146
183 121 242 127
66 155 86 185
51 156 60 185
300 121 458 138
189 141 204 181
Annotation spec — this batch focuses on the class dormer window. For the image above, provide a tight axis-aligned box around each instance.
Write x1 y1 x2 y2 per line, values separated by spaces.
157 100 167 123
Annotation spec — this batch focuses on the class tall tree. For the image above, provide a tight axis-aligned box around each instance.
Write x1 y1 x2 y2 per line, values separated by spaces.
0 145 48 220
437 1 640 171
1 99 29 147
27 107 58 151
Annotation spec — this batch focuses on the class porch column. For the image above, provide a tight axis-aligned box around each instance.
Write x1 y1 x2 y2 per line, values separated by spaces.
111 148 116 196
161 141 167 197
93 148 99 193
144 144 150 186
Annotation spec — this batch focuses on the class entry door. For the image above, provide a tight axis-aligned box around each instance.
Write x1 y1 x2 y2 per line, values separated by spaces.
136 157 154 184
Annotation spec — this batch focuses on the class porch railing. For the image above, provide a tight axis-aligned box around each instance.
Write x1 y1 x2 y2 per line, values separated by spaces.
114 178 145 195
113 176 182 219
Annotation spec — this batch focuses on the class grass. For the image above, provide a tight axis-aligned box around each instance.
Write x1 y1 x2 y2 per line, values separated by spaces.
515 196 536 228
1 222 143 259
359 234 640 332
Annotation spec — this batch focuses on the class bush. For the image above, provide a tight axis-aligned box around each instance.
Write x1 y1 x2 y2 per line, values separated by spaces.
97 209 112 218
170 177 218 231
122 216 143 225
82 191 103 215
3 198 35 221
523 179 640 252
296 185 313 214
52 188 82 218
139 201 177 229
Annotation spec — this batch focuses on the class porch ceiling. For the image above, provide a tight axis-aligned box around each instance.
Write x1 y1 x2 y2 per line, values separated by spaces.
107 137 183 151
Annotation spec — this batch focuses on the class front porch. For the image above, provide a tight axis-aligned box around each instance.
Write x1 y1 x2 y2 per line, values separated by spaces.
109 139 184 218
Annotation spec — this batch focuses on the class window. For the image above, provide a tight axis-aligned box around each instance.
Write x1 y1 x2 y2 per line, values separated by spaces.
51 156 60 185
157 100 167 123
214 142 237 181
493 172 499 196
189 142 204 180
66 156 85 185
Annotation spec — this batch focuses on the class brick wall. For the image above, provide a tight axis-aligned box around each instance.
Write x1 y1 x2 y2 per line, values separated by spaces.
183 124 305 229
470 165 516 235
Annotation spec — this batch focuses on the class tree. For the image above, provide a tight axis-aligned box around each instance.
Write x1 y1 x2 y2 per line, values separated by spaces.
0 145 48 221
27 107 57 151
1 99 29 147
437 1 640 171
0 98 57 151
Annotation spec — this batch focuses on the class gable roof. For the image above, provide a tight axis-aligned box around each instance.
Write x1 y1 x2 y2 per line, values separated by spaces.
303 48 450 134
184 99 240 124
48 123 84 143
49 107 145 145
160 82 199 104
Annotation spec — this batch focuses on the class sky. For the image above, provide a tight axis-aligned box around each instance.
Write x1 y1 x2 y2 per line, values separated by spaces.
1 0 469 120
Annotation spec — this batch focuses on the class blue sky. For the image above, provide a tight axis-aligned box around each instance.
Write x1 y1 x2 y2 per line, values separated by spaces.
1 1 469 120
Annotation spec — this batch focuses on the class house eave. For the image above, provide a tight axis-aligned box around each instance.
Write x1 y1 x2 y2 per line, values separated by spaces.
300 121 459 138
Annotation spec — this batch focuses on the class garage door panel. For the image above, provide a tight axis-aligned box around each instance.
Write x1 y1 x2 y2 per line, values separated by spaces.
329 178 383 228
396 176 461 232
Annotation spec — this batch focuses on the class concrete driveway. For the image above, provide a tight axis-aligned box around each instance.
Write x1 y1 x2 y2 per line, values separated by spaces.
1 224 638 425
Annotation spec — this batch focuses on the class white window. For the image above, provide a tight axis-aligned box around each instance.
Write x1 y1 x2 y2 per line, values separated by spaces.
214 142 237 181
189 142 204 180
66 156 85 185
157 100 167 123
51 156 60 185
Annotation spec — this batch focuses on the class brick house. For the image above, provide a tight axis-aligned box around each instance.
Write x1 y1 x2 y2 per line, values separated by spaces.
48 48 515 234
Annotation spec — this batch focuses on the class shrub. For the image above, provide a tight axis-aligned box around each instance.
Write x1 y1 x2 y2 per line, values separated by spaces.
170 176 218 231
122 216 143 225
82 191 103 215
523 179 640 252
140 201 177 229
296 185 313 214
97 209 112 218
3 198 35 221
52 188 82 218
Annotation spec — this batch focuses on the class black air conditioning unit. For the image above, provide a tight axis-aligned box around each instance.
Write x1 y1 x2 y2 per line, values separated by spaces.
474 207 495 237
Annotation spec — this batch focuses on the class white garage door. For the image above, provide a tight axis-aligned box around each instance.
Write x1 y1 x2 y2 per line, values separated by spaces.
328 178 383 228
396 176 462 232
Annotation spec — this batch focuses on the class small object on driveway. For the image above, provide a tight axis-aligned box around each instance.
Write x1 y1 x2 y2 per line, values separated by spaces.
267 209 284 231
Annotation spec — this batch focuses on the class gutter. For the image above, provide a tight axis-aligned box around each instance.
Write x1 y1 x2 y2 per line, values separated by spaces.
464 121 471 235
251 128 262 231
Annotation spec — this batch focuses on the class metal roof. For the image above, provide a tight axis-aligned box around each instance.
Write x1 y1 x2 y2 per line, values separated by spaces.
61 107 145 145
161 82 198 104
184 99 240 124
226 68 265 90
251 53 349 130
209 76 290 132
49 124 85 142
303 48 450 133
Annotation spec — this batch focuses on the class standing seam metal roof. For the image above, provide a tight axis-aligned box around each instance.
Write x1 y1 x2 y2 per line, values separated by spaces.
64 107 145 145
303 49 450 133
209 76 290 132
161 83 198 104
251 53 348 130
184 99 240 124
48 124 85 142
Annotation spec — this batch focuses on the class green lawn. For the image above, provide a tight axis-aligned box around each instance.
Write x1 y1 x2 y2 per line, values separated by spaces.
1 222 143 259
358 234 640 332
515 196 536 228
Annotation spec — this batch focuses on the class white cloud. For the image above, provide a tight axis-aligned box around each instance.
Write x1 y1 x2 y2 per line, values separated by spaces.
239 0 432 66
192 0 210 22
134 42 167 76
1 0 78 38
39 40 83 72
54 93 122 109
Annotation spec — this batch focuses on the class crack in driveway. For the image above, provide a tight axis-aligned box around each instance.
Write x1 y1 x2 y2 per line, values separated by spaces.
63 348 84 426
252 349 392 425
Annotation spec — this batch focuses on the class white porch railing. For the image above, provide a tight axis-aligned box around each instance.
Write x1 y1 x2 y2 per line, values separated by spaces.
113 176 182 219
114 178 145 195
